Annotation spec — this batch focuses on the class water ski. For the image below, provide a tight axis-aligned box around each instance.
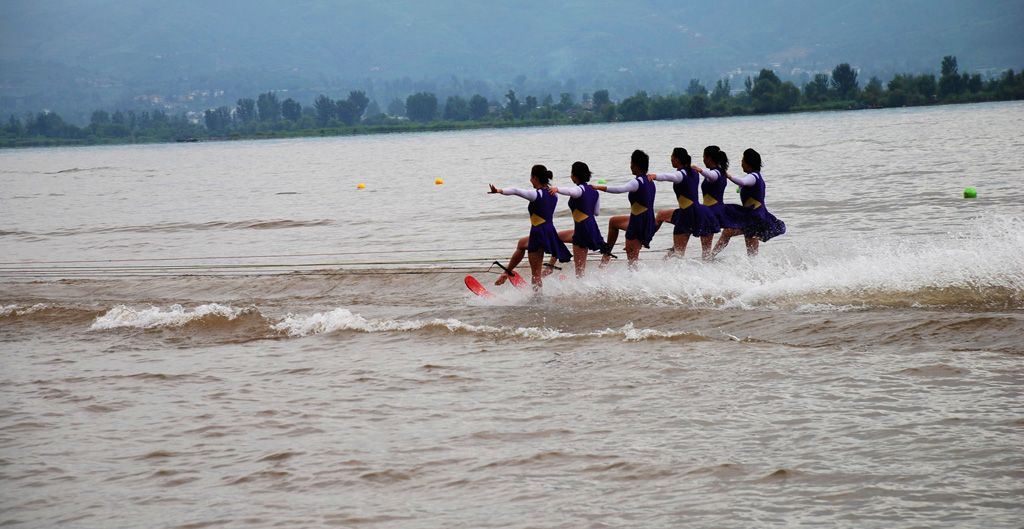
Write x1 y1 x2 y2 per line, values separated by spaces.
491 261 528 289
465 276 507 301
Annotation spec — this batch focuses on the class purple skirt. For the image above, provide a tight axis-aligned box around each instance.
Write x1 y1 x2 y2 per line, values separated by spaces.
528 223 572 262
669 204 721 237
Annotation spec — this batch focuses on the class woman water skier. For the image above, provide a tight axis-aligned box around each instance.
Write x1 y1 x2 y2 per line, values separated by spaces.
546 161 612 278
712 148 786 257
591 149 656 270
691 145 731 258
647 147 720 261
488 164 572 289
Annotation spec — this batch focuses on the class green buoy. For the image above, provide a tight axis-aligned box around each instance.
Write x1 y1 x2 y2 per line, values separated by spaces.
964 187 977 199
597 180 606 184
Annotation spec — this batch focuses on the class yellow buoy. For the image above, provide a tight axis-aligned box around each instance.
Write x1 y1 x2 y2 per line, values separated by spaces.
435 178 444 185
357 183 365 189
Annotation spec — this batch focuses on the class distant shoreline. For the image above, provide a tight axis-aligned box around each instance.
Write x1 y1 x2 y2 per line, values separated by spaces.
1 98 1016 150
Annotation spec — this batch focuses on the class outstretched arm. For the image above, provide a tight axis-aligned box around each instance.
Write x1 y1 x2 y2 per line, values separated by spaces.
602 178 641 194
727 173 756 187
648 171 683 183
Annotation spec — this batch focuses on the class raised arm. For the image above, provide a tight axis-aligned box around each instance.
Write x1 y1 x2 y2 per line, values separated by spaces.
727 173 757 187
550 185 584 198
600 178 641 194
648 170 683 183
693 166 721 182
490 184 537 200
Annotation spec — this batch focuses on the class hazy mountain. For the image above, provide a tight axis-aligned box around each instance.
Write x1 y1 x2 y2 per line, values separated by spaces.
2 0 1021 122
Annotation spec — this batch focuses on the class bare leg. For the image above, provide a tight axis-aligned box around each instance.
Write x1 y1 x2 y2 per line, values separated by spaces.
624 238 643 270
544 229 574 276
528 250 544 289
711 228 743 259
601 215 629 266
745 237 759 257
666 233 690 259
700 235 714 262
654 208 674 234
496 235 529 285
572 245 588 277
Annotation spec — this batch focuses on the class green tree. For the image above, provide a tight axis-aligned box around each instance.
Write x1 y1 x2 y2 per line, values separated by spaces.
687 94 709 118
204 106 232 134
710 79 731 102
617 91 650 121
235 98 256 125
5 115 25 136
28 111 70 137
751 69 782 113
804 73 830 103
443 95 470 121
778 81 800 111
281 98 302 121
916 74 937 100
941 55 958 77
556 92 574 112
939 56 963 98
335 99 358 126
90 110 110 125
966 73 983 94
505 90 520 118
406 92 437 122
650 95 679 119
686 79 707 96
469 94 489 120
387 98 405 117
831 63 859 100
862 76 884 106
348 91 370 120
592 89 610 109
523 95 538 114
257 92 280 122
314 95 334 127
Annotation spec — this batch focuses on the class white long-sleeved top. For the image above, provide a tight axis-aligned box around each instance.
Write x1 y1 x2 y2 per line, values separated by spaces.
604 178 641 194
697 167 722 182
727 173 757 186
501 187 539 201
653 170 684 183
555 184 600 216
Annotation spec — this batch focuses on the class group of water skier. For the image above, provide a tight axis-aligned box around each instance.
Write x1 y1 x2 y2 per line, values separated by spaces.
487 146 786 288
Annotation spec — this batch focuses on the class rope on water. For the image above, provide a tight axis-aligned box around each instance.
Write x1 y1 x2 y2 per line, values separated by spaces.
0 244 685 279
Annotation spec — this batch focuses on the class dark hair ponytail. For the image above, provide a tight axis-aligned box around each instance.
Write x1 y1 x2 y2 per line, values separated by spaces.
704 145 728 172
742 148 762 172
571 161 592 183
715 150 729 172
671 147 691 168
531 164 554 186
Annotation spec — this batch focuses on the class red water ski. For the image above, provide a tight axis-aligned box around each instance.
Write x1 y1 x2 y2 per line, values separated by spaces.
506 270 528 289
465 276 507 301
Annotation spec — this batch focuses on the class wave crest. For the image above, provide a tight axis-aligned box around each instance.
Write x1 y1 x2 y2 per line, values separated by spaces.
89 303 258 330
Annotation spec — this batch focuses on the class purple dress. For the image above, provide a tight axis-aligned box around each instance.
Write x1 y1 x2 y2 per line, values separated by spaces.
665 168 721 237
701 167 729 223
719 172 786 241
526 188 572 261
624 176 657 248
566 184 608 252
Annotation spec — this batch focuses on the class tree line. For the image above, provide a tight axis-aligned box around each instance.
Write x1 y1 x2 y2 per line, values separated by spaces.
3 57 1022 148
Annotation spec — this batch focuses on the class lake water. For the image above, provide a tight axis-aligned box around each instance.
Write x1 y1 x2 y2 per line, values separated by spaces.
2 102 1022 528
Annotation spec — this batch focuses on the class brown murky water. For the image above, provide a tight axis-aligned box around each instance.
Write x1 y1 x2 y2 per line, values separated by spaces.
2 102 1022 528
